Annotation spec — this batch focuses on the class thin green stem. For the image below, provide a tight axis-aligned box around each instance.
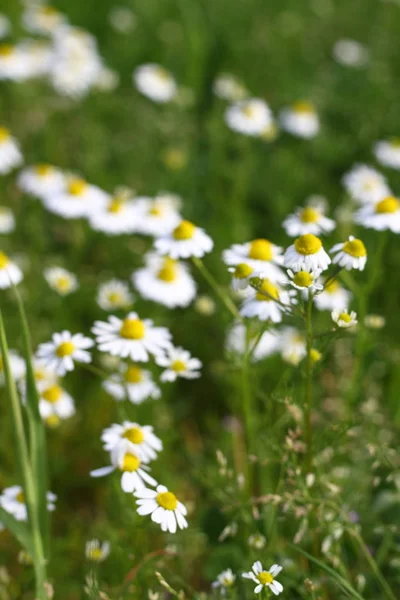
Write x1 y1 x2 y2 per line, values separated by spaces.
304 296 314 472
192 257 241 319
242 323 253 493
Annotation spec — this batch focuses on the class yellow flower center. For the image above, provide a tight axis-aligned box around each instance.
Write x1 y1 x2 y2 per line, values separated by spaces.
234 263 253 279
16 491 25 504
156 491 178 510
41 6 59 16
300 207 319 223
149 205 163 217
248 239 273 261
172 359 187 372
68 179 87 196
122 426 144 444
294 234 322 255
119 318 145 340
293 101 314 114
156 67 171 82
375 196 399 214
35 164 53 177
107 291 122 304
107 198 124 213
255 279 279 302
339 312 352 323
0 45 13 58
343 238 366 258
257 572 274 585
55 276 72 292
293 271 313 287
173 220 196 240
242 104 256 118
124 365 143 383
34 367 46 381
325 279 339 293
45 414 60 428
55 341 75 357
0 251 10 268
120 453 141 472
310 348 321 362
157 258 178 282
42 385 62 403
87 547 104 562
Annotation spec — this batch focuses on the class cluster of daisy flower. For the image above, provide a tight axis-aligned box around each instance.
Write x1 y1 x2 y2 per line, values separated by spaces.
213 561 284 596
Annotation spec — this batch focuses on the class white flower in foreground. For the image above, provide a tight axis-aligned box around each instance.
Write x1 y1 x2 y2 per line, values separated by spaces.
0 127 23 174
38 382 75 425
223 239 284 282
44 267 78 295
0 350 26 385
284 234 331 272
0 486 56 522
92 312 171 362
17 164 65 200
134 64 177 103
314 279 352 312
44 177 109 219
332 309 357 328
88 195 138 235
213 73 247 101
342 164 390 204
103 363 161 404
37 331 93 376
288 268 323 296
332 39 369 68
135 484 188 533
282 205 335 237
226 322 279 362
0 251 23 288
133 255 196 308
280 101 319 138
374 138 400 170
97 280 133 311
0 207 15 233
354 195 400 233
225 98 273 137
134 195 182 237
240 278 292 323
0 44 31 81
228 263 255 291
330 236 367 271
101 421 162 463
155 220 213 259
85 539 110 562
156 346 202 382
248 533 267 550
212 568 236 593
279 327 306 366
243 561 283 595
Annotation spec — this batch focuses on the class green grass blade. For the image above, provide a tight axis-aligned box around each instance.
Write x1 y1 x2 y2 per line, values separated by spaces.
0 505 34 556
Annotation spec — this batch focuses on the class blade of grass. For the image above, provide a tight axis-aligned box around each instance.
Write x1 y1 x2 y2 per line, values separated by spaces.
0 505 34 556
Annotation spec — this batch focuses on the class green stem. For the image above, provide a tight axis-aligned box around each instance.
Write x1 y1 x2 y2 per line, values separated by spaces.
242 323 253 492
192 257 240 319
304 296 314 472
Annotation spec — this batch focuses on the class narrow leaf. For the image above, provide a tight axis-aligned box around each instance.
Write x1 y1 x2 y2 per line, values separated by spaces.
0 505 34 556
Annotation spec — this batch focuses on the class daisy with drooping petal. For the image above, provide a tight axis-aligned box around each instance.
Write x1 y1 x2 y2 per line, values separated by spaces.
282 205 335 237
212 569 236 593
0 350 26 385
0 251 23 288
374 138 400 170
101 421 162 462
92 312 172 362
134 195 182 237
332 309 357 328
103 363 161 404
214 72 247 101
280 101 319 138
0 127 22 174
134 64 177 103
342 164 390 204
223 239 284 282
288 268 323 297
354 195 400 233
314 279 352 312
225 98 273 137
135 484 188 533
44 267 78 296
133 254 197 308
330 236 367 271
226 322 279 362
278 327 306 366
18 164 66 200
36 331 93 376
155 220 213 259
228 263 255 291
44 177 109 219
97 280 133 311
85 539 110 562
284 234 331 272
0 486 56 522
0 207 15 234
88 194 138 235
37 381 75 426
156 346 202 382
240 278 292 323
242 561 284 595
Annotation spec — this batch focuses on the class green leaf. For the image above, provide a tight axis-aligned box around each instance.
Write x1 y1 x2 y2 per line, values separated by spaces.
0 505 34 556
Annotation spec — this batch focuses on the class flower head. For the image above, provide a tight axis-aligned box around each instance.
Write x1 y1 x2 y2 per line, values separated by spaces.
332 309 358 328
223 239 284 282
225 99 273 137
36 331 93 376
242 561 283 595
280 101 319 138
212 569 236 593
283 205 335 237
156 346 202 382
284 234 331 272
0 127 23 174
103 363 161 404
0 251 23 288
38 381 75 425
101 421 162 463
134 64 177 103
374 137 400 170
85 539 110 562
97 279 134 311
314 279 352 311
354 196 400 233
0 486 56 522
330 236 367 271
135 484 188 533
288 268 323 296
18 164 65 200
44 267 78 295
343 164 390 204
155 220 213 259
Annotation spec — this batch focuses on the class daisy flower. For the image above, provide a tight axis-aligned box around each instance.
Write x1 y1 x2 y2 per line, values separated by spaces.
0 251 23 288
0 127 22 174
38 381 75 425
31 357 58 387
156 346 202 382
288 268 323 296
155 220 213 259
0 350 26 385
101 421 162 462
226 322 279 362
284 234 331 272
228 263 255 291
282 205 335 237
332 309 358 328
133 255 196 308
222 239 284 282
280 101 319 138
44 177 109 219
103 363 161 404
225 98 273 137
22 4 66 35
332 39 369 68
354 195 400 233
133 64 177 103
17 164 65 200
92 312 172 362
342 164 390 204
330 236 367 271
279 327 306 366
134 195 182 237
213 72 247 101
212 569 236 593
314 279 352 312
242 561 283 595
36 331 93 376
85 539 110 562
0 486 56 522
240 278 292 323
248 533 267 550
135 484 188 533
0 207 15 234
374 138 400 170
88 195 138 235
44 267 78 296
0 44 30 81
97 280 133 311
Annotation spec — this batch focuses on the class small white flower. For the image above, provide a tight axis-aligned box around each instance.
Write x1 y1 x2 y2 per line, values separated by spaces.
194 294 216 316
0 486 56 522
97 279 133 311
0 350 26 385
44 177 109 220
109 6 136 33
242 561 283 595
288 268 323 296
354 195 400 233
36 331 93 376
332 309 357 328
314 279 352 312
22 4 66 35
38 381 75 424
101 421 162 463
156 346 202 382
0 43 31 81
85 539 110 562
92 312 172 362
0 251 23 288
332 39 369 68
223 239 284 282
213 73 247 101
228 263 255 291
280 101 319 138
135 484 188 533
240 278 292 323
284 234 331 272
374 138 400 170
0 127 22 174
282 205 335 237
226 322 279 362
134 64 177 103
279 327 306 366
155 220 213 259
212 568 236 593
134 195 182 237
225 98 273 137
248 533 267 550
0 207 15 233
330 236 367 271
103 363 161 404
88 195 139 235
44 267 78 295
18 164 66 200
342 164 390 204
94 65 119 92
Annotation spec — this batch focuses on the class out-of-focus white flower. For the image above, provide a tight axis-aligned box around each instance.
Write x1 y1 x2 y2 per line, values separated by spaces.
94 65 119 91
134 64 177 103
44 177 109 219
88 195 138 235
226 322 279 362
37 331 93 376
103 363 161 404
0 207 15 233
213 73 247 101
342 164 390 204
330 236 367 271
280 102 319 138
242 561 284 595
37 381 75 424
85 539 110 562
332 39 369 68
155 220 213 259
156 346 202 382
364 314 385 329
374 138 400 170
22 4 67 35
194 294 216 315
332 309 358 328
248 533 267 550
0 251 23 288
279 327 306 366
18 164 65 200
0 127 23 174
354 195 400 232
134 195 182 237
0 43 32 81
240 278 292 323
314 279 352 312
97 280 133 311
225 98 273 137
283 205 335 237
135 484 188 533
101 421 162 463
228 263 255 291
212 569 236 593
0 350 26 385
0 486 56 522
44 267 78 295
109 6 136 34
223 239 284 283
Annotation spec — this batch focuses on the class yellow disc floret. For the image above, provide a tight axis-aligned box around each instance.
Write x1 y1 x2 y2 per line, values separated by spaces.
293 101 314 114
16 491 25 504
157 258 178 282
173 220 196 240
375 196 399 214
35 164 53 177
0 251 10 269
156 491 178 510
310 348 322 363
248 239 273 261
294 234 322 256
68 178 87 196
234 263 254 279
325 279 339 294
56 341 75 357
42 385 62 403
0 45 14 58
122 426 144 444
293 271 313 288
339 312 352 323
119 318 145 340
255 278 279 302
120 453 140 472
107 198 124 213
300 207 319 223
124 365 143 383
343 238 367 258
171 360 187 372
257 571 274 585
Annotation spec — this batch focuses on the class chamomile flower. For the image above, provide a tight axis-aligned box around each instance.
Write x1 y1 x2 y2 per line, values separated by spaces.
0 486 56 522
135 484 188 533
240 278 291 323
332 39 369 68
88 195 138 235
226 322 279 362
134 64 177 103
282 205 335 237
92 312 172 362
36 331 93 376
284 234 331 272
354 195 400 232
85 539 110 562
0 43 30 81
22 4 66 35
44 267 78 296
242 561 283 595
97 280 133 311
0 350 26 385
288 269 323 296
212 569 236 593
225 98 273 136
330 236 367 271
0 251 23 288
228 263 255 291
364 314 385 329
279 327 306 366
223 239 284 282
31 357 58 387
342 164 390 204
374 138 400 170
156 346 202 382
213 72 247 101
0 207 15 233
280 101 319 138
0 127 22 174
248 533 267 550
134 195 182 237
101 421 162 462
332 309 357 328
133 254 196 308
103 363 161 404
18 164 65 200
38 381 75 424
44 177 109 219
154 220 213 259
314 279 352 311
